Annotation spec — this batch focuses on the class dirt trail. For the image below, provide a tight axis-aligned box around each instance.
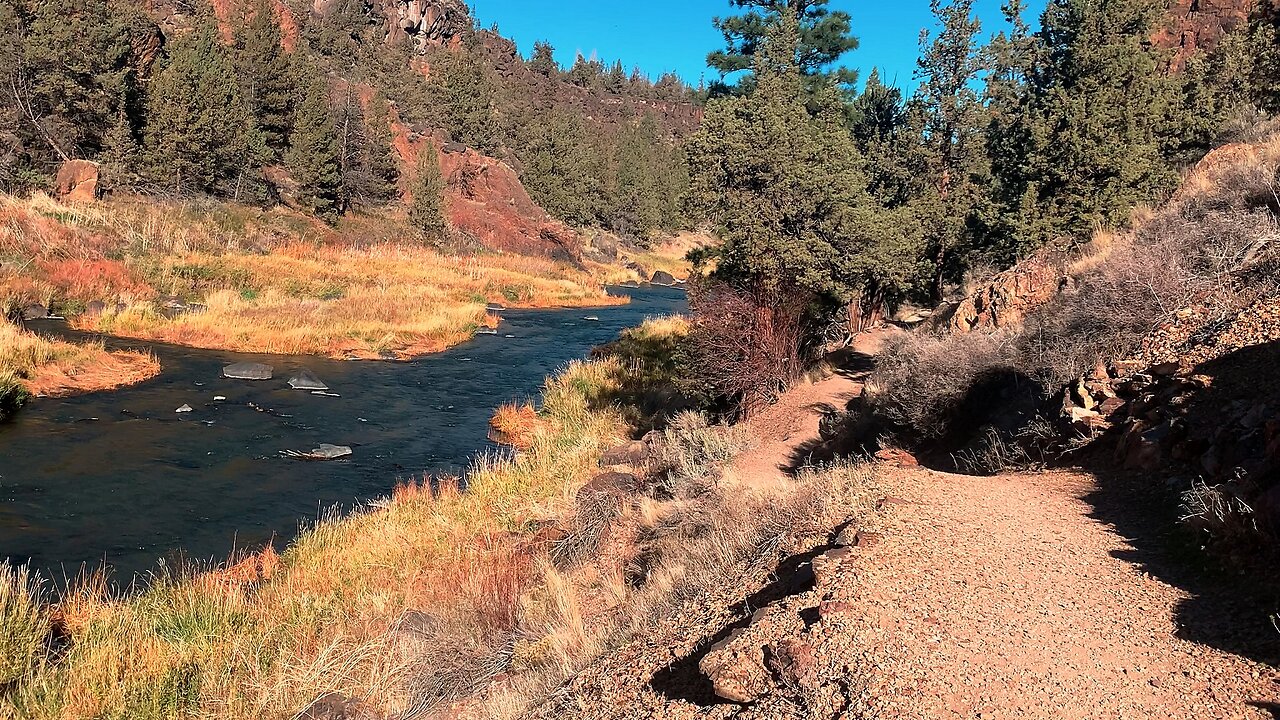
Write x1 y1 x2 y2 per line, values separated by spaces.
525 354 1278 719
835 467 1278 718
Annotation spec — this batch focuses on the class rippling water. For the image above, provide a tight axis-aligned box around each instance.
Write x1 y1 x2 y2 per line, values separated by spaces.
0 286 686 581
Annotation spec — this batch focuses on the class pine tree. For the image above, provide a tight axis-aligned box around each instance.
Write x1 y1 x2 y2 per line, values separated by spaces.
519 108 604 226
235 0 293 155
914 0 989 300
613 115 663 237
606 60 627 93
408 147 446 240
1024 0 1181 242
334 87 398 207
707 0 859 98
430 45 499 153
99 99 140 191
529 40 559 77
286 76 342 220
143 24 253 195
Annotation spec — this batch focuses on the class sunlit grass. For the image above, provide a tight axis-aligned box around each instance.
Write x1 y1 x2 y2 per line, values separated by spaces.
0 321 159 397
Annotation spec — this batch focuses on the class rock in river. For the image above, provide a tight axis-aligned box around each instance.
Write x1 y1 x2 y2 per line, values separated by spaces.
288 369 329 391
282 444 353 461
650 270 677 286
223 362 273 381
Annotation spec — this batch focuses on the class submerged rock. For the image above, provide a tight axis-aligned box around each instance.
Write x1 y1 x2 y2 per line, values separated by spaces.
288 369 329 391
282 444 353 461
176 404 193 413
223 362 273 381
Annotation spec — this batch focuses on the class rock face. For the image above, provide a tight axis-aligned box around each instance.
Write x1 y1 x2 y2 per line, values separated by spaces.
944 248 1067 333
1154 0 1255 70
55 160 100 202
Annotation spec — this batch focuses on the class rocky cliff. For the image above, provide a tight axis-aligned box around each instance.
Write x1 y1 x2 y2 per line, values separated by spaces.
1154 0 1257 69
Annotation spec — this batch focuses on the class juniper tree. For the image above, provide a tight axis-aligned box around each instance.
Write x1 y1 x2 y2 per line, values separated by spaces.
528 41 559 77
408 148 446 240
915 0 989 300
286 76 342 220
235 0 294 155
143 24 253 195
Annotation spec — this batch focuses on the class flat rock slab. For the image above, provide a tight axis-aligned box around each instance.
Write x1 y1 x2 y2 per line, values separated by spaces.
288 369 329 391
282 444 352 461
223 362 273 381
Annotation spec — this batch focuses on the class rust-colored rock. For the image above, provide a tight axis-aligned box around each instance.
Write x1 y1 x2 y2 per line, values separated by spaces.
946 248 1067 333
874 447 919 467
1153 0 1254 71
55 160 99 202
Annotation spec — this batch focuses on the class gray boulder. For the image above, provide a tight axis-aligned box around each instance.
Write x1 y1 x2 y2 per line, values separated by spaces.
223 362 273 381
288 369 329 391
650 270 677 286
21 304 48 320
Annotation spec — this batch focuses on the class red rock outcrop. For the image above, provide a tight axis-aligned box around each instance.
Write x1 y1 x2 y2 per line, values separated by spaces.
1154 0 1256 70
55 160 100 202
944 248 1068 333
388 113 581 260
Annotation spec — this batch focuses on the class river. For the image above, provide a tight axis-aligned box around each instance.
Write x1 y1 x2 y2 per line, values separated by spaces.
0 286 687 583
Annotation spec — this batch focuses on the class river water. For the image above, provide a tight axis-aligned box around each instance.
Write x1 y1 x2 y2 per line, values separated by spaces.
0 286 686 582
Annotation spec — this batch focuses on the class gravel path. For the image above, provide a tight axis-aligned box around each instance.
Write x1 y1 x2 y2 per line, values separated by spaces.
834 467 1278 719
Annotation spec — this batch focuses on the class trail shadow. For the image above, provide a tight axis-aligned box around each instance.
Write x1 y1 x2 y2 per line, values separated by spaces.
1073 448 1280 667
1248 702 1280 719
648 529 846 705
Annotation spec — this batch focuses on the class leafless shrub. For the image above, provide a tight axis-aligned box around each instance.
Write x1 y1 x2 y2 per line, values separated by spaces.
1180 478 1260 544
868 330 1019 439
685 282 811 415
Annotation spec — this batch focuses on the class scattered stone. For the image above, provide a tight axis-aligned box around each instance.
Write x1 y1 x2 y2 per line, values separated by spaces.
295 693 382 720
223 362 274 381
176 404 193 413
288 369 329 391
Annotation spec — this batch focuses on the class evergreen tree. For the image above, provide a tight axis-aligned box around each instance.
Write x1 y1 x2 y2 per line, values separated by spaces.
143 25 253 195
687 11 870 300
408 147 446 240
519 108 606 226
606 60 627 94
99 99 140 191
914 0 989 299
613 115 664 237
235 0 293 155
1246 0 1280 111
707 0 859 98
1023 0 1181 242
334 86 398 208
286 76 342 220
528 40 559 77
430 45 499 153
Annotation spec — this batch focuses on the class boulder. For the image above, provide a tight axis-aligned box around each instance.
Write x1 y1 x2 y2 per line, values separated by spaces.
84 300 106 317
21 304 48 320
575 472 639 507
223 362 274 381
698 628 769 704
176 404 193 413
873 447 918 467
296 693 382 720
55 160 100 202
599 441 649 467
650 270 677 286
441 141 467 154
288 369 329 391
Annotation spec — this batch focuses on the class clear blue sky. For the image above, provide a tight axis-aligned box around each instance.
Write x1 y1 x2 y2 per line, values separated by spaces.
471 1 1049 91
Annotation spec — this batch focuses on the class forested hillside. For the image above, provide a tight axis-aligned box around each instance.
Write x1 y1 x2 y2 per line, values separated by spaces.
0 0 701 240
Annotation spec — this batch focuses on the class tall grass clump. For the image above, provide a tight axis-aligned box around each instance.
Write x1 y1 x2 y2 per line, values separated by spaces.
0 564 47 687
0 371 28 421
654 411 749 491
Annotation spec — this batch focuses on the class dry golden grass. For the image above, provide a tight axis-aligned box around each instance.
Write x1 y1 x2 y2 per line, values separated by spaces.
0 321 159 397
592 231 708 285
490 401 544 450
0 193 627 361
